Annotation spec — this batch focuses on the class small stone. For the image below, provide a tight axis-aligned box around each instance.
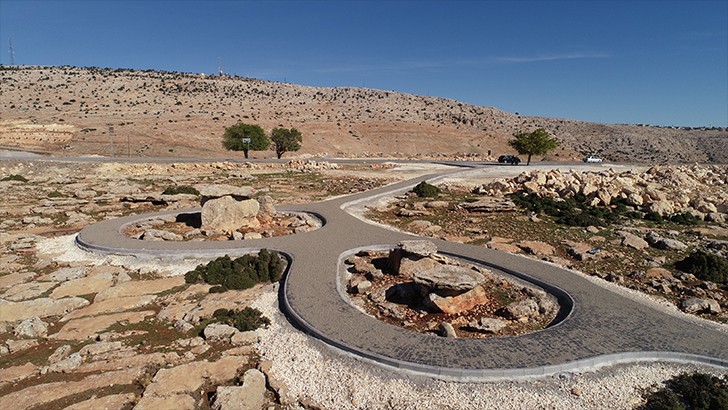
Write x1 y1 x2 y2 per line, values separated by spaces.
439 322 457 338
203 323 237 342
14 317 49 338
571 386 582 397
468 317 507 333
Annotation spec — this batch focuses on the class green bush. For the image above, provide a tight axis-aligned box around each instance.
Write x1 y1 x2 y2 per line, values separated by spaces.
640 372 728 410
644 211 663 222
412 181 440 197
675 251 728 283
184 249 284 292
669 212 701 225
162 185 200 196
212 307 270 331
1 174 28 182
510 192 620 227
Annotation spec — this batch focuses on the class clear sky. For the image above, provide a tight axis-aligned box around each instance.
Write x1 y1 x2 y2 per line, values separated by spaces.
1 0 726 127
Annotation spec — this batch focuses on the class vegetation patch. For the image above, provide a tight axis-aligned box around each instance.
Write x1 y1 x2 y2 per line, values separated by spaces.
184 249 284 292
640 372 728 410
1 174 28 182
212 307 270 331
412 181 441 197
675 251 728 283
162 185 200 196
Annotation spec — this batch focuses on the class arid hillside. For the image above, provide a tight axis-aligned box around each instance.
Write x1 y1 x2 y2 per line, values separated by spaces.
1 66 725 162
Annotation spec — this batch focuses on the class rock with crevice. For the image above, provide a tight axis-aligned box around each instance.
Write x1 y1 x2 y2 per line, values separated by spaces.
413 265 485 295
212 369 267 410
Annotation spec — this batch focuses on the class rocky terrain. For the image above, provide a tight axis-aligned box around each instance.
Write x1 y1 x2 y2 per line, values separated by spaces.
0 159 405 409
367 165 728 323
1 158 727 409
344 241 559 338
1 66 726 162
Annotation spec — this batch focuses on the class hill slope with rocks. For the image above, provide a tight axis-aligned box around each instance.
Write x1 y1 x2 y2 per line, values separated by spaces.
1 66 725 162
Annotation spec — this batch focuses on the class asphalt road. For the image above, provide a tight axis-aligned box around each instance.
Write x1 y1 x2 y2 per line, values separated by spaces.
75 165 728 380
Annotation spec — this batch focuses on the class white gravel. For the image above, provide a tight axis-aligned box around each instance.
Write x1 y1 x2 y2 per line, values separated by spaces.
35 234 215 277
252 286 726 410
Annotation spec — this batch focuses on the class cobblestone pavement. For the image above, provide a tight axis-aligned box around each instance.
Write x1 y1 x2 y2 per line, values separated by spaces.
76 166 728 380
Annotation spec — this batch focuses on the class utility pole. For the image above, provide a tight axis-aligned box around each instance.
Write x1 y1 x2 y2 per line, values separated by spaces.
8 38 15 66
108 124 115 157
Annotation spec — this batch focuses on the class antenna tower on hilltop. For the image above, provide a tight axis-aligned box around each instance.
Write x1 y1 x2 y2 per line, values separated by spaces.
8 38 16 66
217 57 223 76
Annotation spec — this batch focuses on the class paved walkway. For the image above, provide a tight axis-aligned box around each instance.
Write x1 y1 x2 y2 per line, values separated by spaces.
75 166 728 380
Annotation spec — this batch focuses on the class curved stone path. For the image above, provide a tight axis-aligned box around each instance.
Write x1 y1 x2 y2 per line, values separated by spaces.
75 166 728 380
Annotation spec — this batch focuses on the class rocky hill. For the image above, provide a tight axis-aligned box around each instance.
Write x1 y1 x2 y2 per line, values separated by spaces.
1 66 725 162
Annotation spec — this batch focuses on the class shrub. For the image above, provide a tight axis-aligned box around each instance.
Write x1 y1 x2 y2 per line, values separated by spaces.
212 307 270 331
640 372 728 410
644 211 663 222
412 181 440 198
162 185 200 196
184 250 284 292
675 251 728 283
669 212 701 225
1 174 28 182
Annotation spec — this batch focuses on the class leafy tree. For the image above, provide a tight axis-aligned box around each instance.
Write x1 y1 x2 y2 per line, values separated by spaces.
222 123 269 158
508 128 558 165
270 127 302 159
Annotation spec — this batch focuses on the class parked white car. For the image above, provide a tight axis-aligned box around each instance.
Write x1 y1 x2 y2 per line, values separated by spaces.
583 155 603 163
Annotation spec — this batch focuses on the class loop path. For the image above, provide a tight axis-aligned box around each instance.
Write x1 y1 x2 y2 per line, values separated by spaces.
76 166 728 380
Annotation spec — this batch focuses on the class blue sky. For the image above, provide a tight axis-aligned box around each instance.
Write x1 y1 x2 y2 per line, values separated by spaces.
1 0 726 127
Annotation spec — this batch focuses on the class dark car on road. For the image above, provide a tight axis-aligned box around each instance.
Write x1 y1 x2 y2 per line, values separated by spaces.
498 155 521 165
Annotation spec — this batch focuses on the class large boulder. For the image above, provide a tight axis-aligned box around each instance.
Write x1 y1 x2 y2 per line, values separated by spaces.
197 184 255 205
201 196 260 233
619 232 649 250
424 286 488 314
413 265 485 295
400 240 438 257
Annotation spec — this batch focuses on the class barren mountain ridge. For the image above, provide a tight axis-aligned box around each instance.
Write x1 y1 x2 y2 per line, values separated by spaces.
1 66 725 162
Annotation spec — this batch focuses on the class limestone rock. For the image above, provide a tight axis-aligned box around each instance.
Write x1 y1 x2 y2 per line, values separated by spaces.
645 232 688 251
517 240 556 256
0 362 38 385
201 196 260 232
681 297 721 314
47 352 83 373
198 184 255 203
439 322 457 338
398 257 439 278
48 345 72 364
63 393 137 410
212 369 267 410
645 268 674 280
142 229 183 241
425 286 488 314
468 317 508 333
204 323 238 342
14 317 48 338
399 240 438 257
230 331 258 346
502 298 540 320
50 272 116 299
0 297 90 322
413 265 485 295
3 281 58 301
620 232 649 250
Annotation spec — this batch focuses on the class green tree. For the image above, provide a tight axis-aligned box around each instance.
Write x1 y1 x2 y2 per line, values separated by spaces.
508 128 558 165
222 123 269 159
270 127 303 159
